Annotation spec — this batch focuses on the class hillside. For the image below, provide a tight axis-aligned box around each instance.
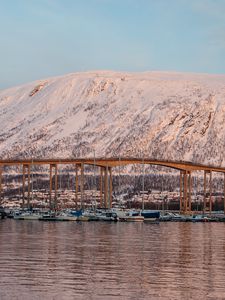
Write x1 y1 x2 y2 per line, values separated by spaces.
1 71 225 166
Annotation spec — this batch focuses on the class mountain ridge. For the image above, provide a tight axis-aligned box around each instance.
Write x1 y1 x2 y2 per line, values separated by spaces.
0 71 225 166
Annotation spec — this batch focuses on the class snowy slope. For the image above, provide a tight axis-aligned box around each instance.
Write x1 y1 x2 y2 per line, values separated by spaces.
0 71 225 166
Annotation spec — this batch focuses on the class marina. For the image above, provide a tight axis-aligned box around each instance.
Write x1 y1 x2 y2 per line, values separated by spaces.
2 207 225 223
2 157 225 220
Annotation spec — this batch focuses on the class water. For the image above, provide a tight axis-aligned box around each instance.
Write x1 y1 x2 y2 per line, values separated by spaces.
1 220 225 300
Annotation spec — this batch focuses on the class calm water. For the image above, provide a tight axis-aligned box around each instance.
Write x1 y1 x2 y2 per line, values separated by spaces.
1 220 225 300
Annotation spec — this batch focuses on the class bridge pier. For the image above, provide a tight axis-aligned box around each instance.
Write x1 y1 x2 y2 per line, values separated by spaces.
75 164 79 209
104 166 108 208
180 170 192 214
0 166 2 205
203 170 212 215
180 170 186 213
74 163 84 209
188 171 192 212
180 171 183 212
224 173 225 215
102 166 113 208
22 164 31 209
80 163 84 209
100 167 103 208
109 167 113 208
49 164 58 210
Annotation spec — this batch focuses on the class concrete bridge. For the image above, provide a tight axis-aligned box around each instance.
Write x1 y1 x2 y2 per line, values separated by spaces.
0 158 225 214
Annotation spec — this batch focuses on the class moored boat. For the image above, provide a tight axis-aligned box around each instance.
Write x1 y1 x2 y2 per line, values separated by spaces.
77 215 90 221
0 207 7 219
117 210 144 222
125 215 144 222
13 211 40 220
141 210 160 222
38 212 58 221
191 215 214 222
96 210 117 221
55 212 78 221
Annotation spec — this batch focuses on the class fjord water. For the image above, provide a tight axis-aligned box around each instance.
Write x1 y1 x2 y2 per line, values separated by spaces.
1 221 225 300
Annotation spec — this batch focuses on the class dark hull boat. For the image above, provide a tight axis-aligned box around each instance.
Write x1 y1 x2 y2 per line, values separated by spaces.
141 210 160 222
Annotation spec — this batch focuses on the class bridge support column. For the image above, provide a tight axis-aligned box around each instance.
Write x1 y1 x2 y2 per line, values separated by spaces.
104 166 108 208
0 166 2 205
54 164 58 209
100 167 103 208
27 164 31 209
49 164 58 210
184 171 188 213
80 163 84 209
180 171 183 212
209 171 212 214
75 164 79 209
102 166 112 209
74 164 84 209
109 167 113 209
203 170 206 214
203 170 212 215
188 171 192 212
224 173 225 215
22 164 31 209
49 165 52 209
180 170 191 214
22 165 26 208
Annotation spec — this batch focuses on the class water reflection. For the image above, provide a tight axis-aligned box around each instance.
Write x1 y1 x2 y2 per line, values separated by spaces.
1 220 225 299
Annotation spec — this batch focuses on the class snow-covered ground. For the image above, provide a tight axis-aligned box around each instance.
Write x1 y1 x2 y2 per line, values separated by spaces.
1 71 225 166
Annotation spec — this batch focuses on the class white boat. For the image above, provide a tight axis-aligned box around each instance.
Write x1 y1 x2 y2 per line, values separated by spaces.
56 212 77 221
38 211 78 221
96 210 117 221
14 212 40 220
117 210 144 222
191 215 210 222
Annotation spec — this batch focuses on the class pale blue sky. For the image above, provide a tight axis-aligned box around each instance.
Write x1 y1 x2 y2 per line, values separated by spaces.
1 0 225 89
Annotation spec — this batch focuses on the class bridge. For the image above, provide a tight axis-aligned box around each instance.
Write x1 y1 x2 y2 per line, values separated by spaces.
0 158 225 214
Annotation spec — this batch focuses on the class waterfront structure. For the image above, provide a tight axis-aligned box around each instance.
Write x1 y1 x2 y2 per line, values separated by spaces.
0 158 225 215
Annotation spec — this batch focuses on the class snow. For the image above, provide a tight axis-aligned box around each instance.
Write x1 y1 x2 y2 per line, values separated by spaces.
0 71 225 166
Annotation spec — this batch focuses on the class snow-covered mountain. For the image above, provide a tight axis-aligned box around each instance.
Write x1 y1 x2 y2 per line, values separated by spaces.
1 71 225 166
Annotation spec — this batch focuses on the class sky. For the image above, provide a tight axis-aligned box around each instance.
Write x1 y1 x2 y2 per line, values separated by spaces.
0 0 225 89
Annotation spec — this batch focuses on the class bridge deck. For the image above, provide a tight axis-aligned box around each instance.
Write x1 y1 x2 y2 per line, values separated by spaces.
0 158 225 173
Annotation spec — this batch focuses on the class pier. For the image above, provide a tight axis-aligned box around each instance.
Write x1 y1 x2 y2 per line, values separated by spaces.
1 157 225 215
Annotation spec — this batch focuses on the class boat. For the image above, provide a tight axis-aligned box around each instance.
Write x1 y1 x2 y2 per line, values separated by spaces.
38 212 58 221
9 210 21 219
125 215 144 222
117 210 144 222
0 207 7 219
191 215 210 222
55 212 77 221
96 210 118 221
159 212 173 221
16 212 40 220
81 210 98 221
141 210 160 222
66 209 89 221
169 213 189 222
76 215 90 221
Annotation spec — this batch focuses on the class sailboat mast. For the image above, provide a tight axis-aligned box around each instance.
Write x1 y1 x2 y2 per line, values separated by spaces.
94 150 96 213
31 158 33 209
142 154 145 211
